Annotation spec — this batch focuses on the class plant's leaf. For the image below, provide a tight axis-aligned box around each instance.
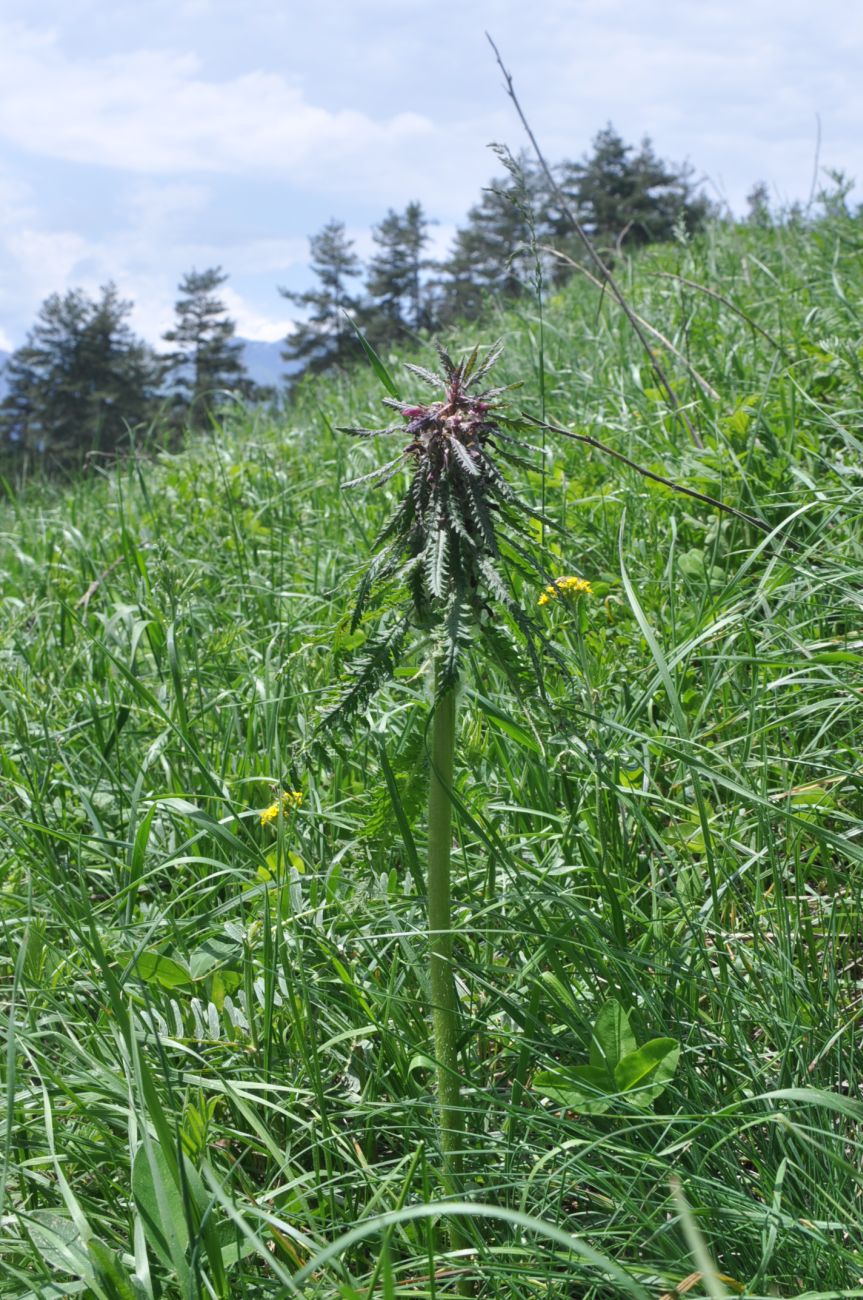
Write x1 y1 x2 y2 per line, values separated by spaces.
460 344 480 383
188 935 242 982
130 951 192 991
424 528 449 600
590 999 637 1074
437 598 470 697
469 690 543 754
26 1211 91 1277
341 455 406 491
344 313 400 399
450 437 481 477
130 1140 227 1291
614 1038 680 1106
435 342 456 375
466 339 504 387
131 1143 191 1283
337 424 401 439
403 361 443 389
348 541 402 633
321 615 411 728
533 1065 612 1114
88 1239 146 1299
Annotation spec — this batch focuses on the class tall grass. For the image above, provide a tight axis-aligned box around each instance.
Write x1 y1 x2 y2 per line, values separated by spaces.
1 211 863 1296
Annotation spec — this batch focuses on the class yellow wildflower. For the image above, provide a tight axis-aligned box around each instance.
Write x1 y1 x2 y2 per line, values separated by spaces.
259 790 303 826
538 576 593 606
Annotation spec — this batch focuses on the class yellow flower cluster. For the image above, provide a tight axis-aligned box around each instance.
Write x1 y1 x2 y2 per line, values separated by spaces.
538 575 593 606
260 790 304 826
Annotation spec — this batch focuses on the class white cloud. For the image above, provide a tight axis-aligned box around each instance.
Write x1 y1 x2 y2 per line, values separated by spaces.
0 159 311 346
123 181 211 232
2 0 862 350
186 237 309 277
219 287 293 343
506 0 863 211
0 21 434 178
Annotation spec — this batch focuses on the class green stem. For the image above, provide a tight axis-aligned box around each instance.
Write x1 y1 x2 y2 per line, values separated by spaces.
427 670 470 1277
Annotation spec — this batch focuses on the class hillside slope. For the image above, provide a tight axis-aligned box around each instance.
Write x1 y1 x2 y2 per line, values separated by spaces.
1 215 862 1294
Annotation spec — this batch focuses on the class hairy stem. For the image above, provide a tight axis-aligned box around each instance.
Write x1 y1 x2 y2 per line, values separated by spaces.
427 672 470 1275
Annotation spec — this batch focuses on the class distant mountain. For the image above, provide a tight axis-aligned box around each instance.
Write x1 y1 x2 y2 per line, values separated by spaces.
239 338 294 390
0 350 8 399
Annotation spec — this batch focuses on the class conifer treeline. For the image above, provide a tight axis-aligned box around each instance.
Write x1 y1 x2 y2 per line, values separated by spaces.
1 126 713 470
281 130 713 377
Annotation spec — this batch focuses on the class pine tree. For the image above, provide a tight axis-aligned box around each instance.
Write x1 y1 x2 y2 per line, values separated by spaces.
162 267 249 429
279 220 362 380
554 124 712 255
746 182 773 228
435 160 543 324
365 201 433 338
0 284 159 469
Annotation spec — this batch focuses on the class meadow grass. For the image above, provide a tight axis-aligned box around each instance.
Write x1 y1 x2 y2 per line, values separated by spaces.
1 210 863 1297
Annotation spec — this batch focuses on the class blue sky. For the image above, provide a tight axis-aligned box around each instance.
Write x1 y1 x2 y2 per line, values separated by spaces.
0 0 860 351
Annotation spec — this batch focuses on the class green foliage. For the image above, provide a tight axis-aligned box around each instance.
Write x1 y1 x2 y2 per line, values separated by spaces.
553 123 714 256
434 156 545 321
280 219 363 380
326 339 556 722
365 201 434 337
0 283 160 469
162 266 253 429
2 213 863 1295
534 998 680 1114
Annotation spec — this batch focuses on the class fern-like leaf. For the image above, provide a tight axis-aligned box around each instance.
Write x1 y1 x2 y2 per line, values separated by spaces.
403 362 444 389
450 437 481 477
436 598 471 699
321 616 411 729
466 340 504 388
424 528 450 600
341 455 406 491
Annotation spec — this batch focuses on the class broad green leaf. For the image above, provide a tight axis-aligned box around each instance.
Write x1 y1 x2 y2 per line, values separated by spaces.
614 1037 680 1106
188 935 243 981
132 1142 228 1292
188 949 224 981
87 1239 147 1299
590 999 636 1074
132 951 192 990
474 693 543 755
131 1142 191 1283
533 1065 613 1114
26 1210 91 1277
540 970 580 1015
678 548 707 578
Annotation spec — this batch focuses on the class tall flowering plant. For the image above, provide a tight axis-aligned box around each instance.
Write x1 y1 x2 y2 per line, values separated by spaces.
327 342 573 1242
330 342 559 714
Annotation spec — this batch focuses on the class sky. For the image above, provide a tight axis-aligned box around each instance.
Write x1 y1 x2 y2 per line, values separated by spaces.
0 0 861 353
